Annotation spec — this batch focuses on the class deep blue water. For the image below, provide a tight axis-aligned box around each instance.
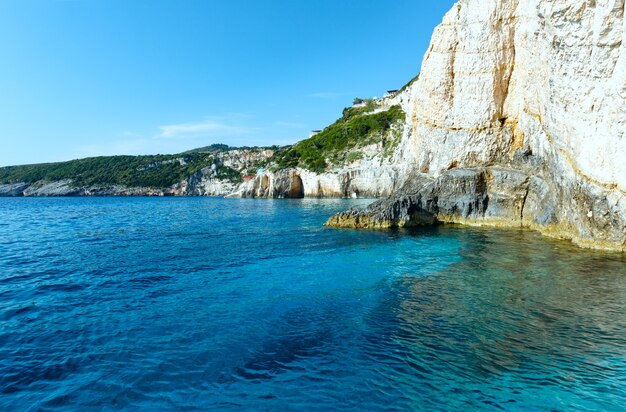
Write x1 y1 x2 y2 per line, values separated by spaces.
0 197 625 411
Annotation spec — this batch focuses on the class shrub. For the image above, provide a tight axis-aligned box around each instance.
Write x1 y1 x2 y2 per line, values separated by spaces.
0 152 242 188
271 105 405 173
346 151 364 163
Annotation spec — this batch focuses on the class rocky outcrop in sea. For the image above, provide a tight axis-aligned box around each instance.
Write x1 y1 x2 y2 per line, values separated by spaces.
327 0 626 251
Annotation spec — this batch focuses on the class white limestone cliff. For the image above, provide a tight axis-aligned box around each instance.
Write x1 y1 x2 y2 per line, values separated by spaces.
229 139 404 199
328 0 626 251
396 0 625 187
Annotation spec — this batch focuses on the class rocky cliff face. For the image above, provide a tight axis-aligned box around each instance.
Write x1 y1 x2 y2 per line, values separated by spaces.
172 149 274 196
0 148 274 197
328 0 626 251
230 163 401 199
229 103 412 199
230 140 405 199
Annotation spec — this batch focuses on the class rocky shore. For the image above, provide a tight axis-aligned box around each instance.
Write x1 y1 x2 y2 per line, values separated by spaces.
326 0 626 251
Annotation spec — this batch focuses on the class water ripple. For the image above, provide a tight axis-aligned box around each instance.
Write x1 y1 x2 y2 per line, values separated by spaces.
0 197 624 410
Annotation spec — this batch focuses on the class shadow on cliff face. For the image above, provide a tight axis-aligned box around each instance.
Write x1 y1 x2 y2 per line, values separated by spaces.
288 174 304 198
261 175 270 192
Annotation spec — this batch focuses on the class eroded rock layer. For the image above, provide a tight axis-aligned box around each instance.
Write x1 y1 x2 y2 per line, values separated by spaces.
328 0 626 251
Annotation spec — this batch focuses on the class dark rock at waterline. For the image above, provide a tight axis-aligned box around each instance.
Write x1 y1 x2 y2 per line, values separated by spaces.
326 167 626 251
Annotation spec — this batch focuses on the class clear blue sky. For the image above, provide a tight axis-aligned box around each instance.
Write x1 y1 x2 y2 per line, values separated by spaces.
0 0 455 166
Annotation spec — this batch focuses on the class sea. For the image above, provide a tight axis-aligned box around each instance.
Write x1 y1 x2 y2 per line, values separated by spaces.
0 197 625 411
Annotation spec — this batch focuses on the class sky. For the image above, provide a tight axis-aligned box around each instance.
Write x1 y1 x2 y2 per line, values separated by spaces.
0 0 456 166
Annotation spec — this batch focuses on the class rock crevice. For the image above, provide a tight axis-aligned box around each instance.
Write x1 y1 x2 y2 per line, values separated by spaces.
328 0 626 251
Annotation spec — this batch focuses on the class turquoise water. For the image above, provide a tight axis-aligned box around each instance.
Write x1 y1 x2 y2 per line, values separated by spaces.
0 197 625 411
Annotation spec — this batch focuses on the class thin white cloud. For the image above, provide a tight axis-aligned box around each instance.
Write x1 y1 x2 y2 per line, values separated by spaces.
157 119 250 139
72 114 270 159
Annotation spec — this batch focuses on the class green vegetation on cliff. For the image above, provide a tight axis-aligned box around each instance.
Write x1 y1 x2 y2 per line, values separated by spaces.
272 104 405 173
399 73 420 93
0 152 241 188
0 104 406 187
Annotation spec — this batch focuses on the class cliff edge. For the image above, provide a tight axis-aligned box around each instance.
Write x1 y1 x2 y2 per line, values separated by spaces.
327 0 626 251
